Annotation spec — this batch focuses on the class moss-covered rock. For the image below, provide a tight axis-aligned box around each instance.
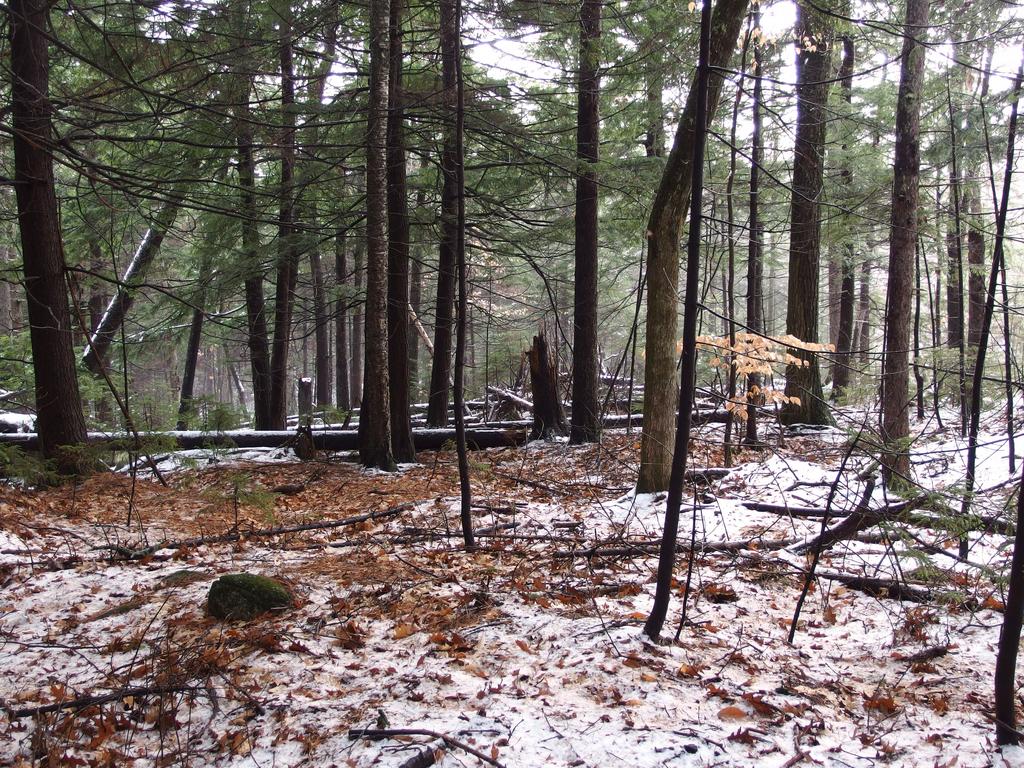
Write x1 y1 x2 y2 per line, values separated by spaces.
207 573 293 620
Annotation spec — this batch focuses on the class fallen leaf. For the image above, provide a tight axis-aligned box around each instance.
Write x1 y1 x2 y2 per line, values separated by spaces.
718 705 748 720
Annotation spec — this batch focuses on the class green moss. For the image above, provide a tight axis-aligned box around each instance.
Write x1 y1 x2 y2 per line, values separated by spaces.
207 573 293 621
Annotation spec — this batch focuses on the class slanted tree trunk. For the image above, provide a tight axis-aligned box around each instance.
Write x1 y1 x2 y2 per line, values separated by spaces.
960 58 1023 559
269 7 299 429
880 0 928 484
996 464 1024 745
637 0 749 492
82 195 182 374
386 0 415 462
644 0 714 642
335 227 351 410
9 0 88 467
989 78 1024 744
780 0 833 426
569 0 601 445
358 0 396 470
528 333 567 440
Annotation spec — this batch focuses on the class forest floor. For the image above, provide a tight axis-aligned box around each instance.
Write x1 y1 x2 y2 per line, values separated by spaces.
1 414 1024 767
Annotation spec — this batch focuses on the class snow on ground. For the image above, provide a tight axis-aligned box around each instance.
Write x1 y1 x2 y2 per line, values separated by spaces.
0 422 1022 767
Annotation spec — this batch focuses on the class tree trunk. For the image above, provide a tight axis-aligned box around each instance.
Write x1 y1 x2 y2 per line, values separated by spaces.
644 0 714 642
780 0 833 427
744 5 764 447
965 184 985 411
9 0 89 467
945 178 964 350
82 195 182 375
995 464 1024 745
637 0 749 492
234 47 273 430
427 23 460 428
310 226 331 406
913 239 925 420
946 83 968 434
960 58 1022 559
358 0 396 470
448 0 474 549
269 8 298 429
386 0 415 462
176 301 206 430
335 227 351 410
880 0 928 484
528 333 567 440
854 259 872 364
408 185 424 398
350 235 364 405
832 33 856 400
569 0 601 445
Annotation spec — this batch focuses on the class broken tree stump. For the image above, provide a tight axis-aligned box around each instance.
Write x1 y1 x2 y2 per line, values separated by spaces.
527 333 567 440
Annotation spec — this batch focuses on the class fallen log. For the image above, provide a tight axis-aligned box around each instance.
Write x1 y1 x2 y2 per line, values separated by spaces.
95 501 416 561
348 728 504 768
744 498 1014 537
7 684 205 719
552 535 799 559
0 427 529 453
486 385 533 411
814 568 933 603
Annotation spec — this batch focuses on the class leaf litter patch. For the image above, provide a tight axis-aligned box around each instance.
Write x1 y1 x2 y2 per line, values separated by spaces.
0 430 1019 766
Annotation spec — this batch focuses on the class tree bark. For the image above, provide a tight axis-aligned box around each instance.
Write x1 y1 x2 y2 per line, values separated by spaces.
408 185 425 397
427 14 460 429
644 0 714 641
528 333 567 440
994 76 1024 739
780 0 833 426
636 0 749 492
448 0 474 549
335 227 351 410
350 235 364 405
880 0 928 484
358 0 396 470
233 32 273 430
9 0 89 467
996 464 1024 745
82 195 182 375
744 5 764 447
176 301 206 430
386 0 415 462
569 0 601 445
269 6 299 429
310 226 331 406
832 33 856 399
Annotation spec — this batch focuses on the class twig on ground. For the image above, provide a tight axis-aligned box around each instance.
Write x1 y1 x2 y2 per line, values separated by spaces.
348 728 506 768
